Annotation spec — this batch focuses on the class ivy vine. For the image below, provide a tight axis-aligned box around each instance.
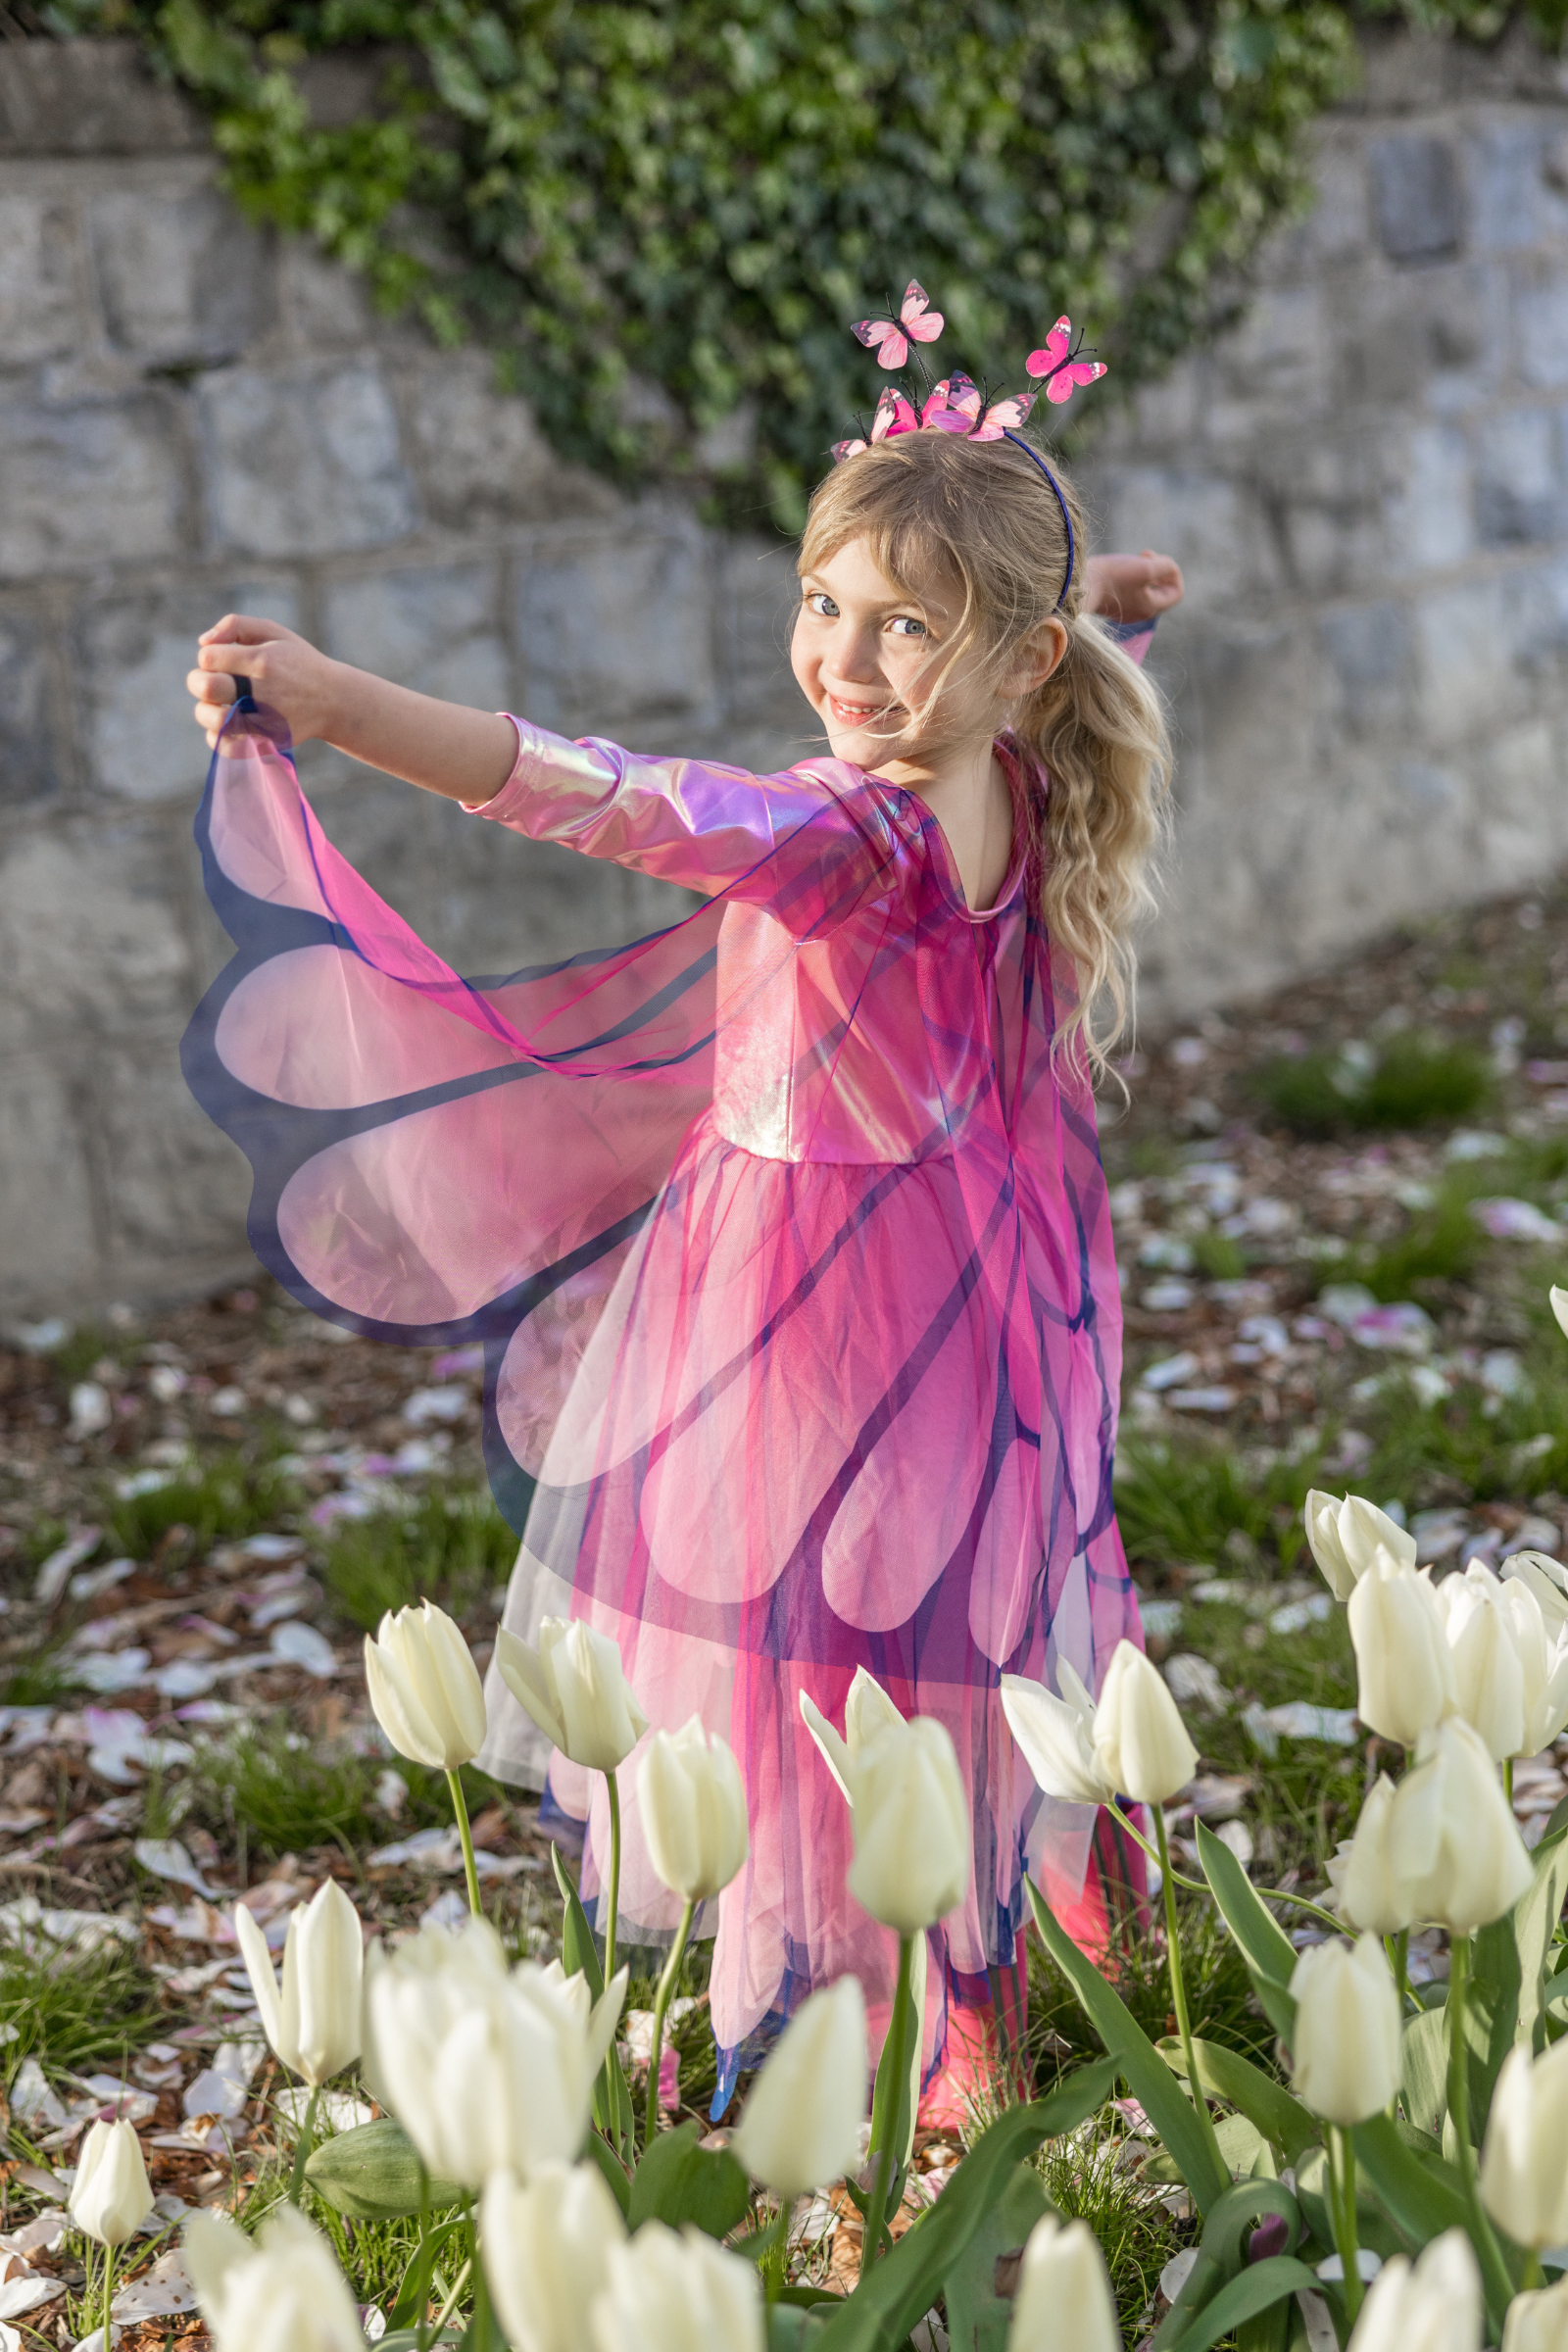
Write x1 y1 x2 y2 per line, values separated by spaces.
49 0 1556 526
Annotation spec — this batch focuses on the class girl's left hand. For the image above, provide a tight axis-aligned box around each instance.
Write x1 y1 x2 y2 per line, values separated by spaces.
1084 550 1185 622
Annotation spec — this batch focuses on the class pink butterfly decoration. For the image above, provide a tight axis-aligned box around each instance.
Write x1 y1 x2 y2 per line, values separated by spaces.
924 371 1036 441
831 385 919 462
852 280 945 370
1024 317 1107 405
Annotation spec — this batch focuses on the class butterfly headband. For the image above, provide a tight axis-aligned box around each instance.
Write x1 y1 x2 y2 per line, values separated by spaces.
830 281 1106 612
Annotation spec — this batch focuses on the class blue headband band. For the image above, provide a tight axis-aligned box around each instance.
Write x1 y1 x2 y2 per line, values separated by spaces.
1001 430 1075 612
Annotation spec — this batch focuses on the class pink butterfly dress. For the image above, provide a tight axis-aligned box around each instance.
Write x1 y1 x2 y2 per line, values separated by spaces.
182 644 1152 2103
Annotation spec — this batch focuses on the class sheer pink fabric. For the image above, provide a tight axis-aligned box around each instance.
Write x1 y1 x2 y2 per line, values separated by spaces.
183 662 1150 2097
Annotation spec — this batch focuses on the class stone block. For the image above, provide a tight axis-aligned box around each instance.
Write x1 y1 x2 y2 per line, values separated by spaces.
0 38 205 157
99 1025 252 1267
0 395 186 580
198 363 418 559
1413 578 1509 746
1356 25 1452 113
516 525 719 730
392 349 604 530
1079 466 1279 612
322 562 512 712
1260 128 1368 274
1501 554 1568 675
281 244 380 352
1317 601 1414 734
0 610 60 808
0 816 196 1046
1387 422 1475 576
713 538 802 714
78 575 303 806
1517 258 1568 392
0 1052 100 1313
0 194 82 365
1476 719 1567 878
1476 408 1564 546
1202 286 1331 438
1261 432 1396 598
1340 261 1505 415
1369 135 1464 262
88 184 275 364
1467 121 1546 252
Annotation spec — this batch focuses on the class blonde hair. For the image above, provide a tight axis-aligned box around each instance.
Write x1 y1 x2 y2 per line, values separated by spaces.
798 430 1170 1079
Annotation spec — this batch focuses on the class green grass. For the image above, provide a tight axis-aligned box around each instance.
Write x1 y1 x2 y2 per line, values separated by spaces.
319 1485 516 1633
1250 1035 1491 1137
0 1651 70 1707
105 1449 299 1562
1190 1232 1249 1283
1356 1189 1486 1300
1028 1891 1275 2079
1112 1439 1316 1575
167 1721 493 1869
0 1929 163 2082
1034 2106 1187 2341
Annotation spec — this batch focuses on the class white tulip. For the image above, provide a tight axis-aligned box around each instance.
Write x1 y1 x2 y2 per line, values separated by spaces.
364 1599 487 1770
1434 1563 1527 1760
1550 1285 1568 1344
1480 2040 1568 2250
731 1977 868 2199
496 1618 649 1773
800 1666 906 1803
1288 1935 1401 2126
69 2117 154 2247
1091 1642 1198 1806
1503 2275 1568 2352
234 1878 362 2088
1304 1491 1416 1601
481 2162 626 2352
1347 2229 1482 2352
845 1715 969 1935
365 1914 626 2187
589 2220 764 2352
1497 1575 1568 1754
1001 1662 1114 1807
1393 1717 1534 1933
1348 1556 1457 1745
1325 1775 1422 1936
637 1719 749 1903
1006 2215 1122 2352
1505 1548 1568 1633
184 2204 364 2352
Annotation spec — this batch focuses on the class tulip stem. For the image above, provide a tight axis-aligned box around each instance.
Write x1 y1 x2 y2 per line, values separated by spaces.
1327 2126 1363 2327
1504 1756 1515 1812
1114 1805 1344 1933
446 1769 483 1919
101 2240 115 2352
287 2082 321 2207
859 1932 914 2284
603 1770 622 1988
1152 1807 1227 2186
1446 1936 1518 2331
1387 1928 1410 2019
645 1897 696 2149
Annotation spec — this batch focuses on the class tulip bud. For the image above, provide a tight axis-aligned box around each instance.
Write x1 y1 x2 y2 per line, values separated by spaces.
801 1666 906 1803
1091 1642 1198 1806
1325 1775 1421 1936
1348 1556 1457 1745
496 1618 649 1774
1346 2230 1482 2352
234 1878 363 2088
1503 2276 1568 2352
731 1977 868 2199
364 1599 487 1771
589 2220 763 2352
1505 1550 1568 1636
1479 2041 1568 2250
637 1719 749 1903
1550 1284 1568 1344
1394 1717 1534 1934
1434 1563 1526 1761
1304 1491 1417 1602
481 2162 626 2352
69 2117 154 2247
1006 2215 1122 2352
1288 1934 1401 2126
1496 1576 1568 1754
185 2205 364 2352
365 1914 626 2187
845 1715 969 1935
1001 1662 1114 1808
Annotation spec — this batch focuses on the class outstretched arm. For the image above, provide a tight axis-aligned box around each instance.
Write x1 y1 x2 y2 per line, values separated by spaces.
188 614 517 805
1083 550 1185 623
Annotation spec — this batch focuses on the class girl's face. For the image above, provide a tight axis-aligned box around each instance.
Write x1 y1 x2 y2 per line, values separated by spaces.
791 537 993 777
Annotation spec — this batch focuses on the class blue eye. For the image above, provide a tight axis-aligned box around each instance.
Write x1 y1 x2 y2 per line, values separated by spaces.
808 593 840 617
888 616 927 637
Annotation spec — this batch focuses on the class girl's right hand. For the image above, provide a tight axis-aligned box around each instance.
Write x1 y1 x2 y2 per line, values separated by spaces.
186 614 343 750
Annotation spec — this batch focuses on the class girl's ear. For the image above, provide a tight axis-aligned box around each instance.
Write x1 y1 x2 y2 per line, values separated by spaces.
1003 618 1067 702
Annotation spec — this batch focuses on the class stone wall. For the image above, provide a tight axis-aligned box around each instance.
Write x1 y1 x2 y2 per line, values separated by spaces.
3 31 1568 1314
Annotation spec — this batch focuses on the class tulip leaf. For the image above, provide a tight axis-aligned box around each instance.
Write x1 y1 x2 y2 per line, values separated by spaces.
1349 2111 1470 2251
1193 1823 1298 2040
1513 1822 1568 2057
940 2160 1053 2352
1157 2036 1319 2166
1159 2256 1322 2352
1400 2004 1448 2140
810 2073 1114 2352
303 2119 462 2221
1463 1827 1568 2132
1026 1884 1230 2212
585 2126 633 2219
626 2120 751 2240
551 1842 606 2000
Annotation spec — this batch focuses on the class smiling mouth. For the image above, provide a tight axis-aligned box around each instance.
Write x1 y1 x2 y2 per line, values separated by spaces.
827 695 896 727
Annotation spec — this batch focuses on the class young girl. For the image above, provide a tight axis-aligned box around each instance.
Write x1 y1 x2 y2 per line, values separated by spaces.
182 309 1181 2120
